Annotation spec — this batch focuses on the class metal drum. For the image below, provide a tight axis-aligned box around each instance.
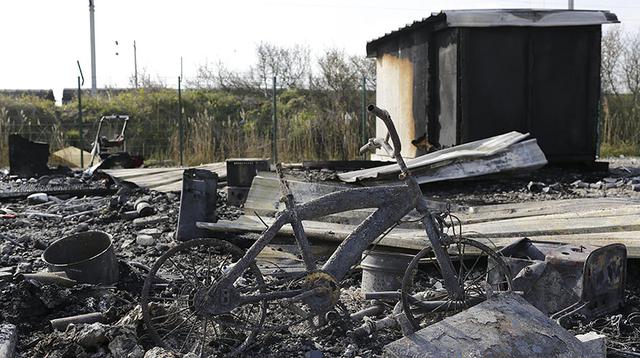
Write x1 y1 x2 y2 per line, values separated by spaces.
361 250 414 293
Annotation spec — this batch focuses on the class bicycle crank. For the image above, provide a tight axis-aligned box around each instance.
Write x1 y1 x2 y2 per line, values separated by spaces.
300 271 341 314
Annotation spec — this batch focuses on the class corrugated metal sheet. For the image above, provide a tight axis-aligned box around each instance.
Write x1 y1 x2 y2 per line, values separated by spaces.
367 9 618 56
101 162 226 192
338 132 547 183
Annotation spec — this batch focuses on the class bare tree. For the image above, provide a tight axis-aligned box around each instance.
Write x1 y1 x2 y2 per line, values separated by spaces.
252 42 311 93
602 26 624 96
129 67 166 89
622 30 640 100
280 44 311 88
314 49 359 93
350 56 376 90
187 61 259 90
187 62 218 89
253 42 280 92
311 48 363 114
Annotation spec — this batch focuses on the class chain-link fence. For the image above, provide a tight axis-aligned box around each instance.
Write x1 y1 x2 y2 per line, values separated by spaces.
0 82 376 168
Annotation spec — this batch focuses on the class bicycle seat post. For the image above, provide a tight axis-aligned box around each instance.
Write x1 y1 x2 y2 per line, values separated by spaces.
275 163 317 271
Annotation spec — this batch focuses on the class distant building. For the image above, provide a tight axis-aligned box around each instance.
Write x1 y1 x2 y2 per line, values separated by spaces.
61 88 139 104
366 9 619 163
0 89 55 102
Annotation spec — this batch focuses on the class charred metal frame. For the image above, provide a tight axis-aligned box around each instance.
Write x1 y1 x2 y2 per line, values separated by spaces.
209 105 464 312
89 114 130 167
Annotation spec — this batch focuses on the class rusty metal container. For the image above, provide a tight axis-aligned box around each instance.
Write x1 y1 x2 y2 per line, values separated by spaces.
226 186 250 207
42 231 119 284
226 158 269 187
361 250 414 293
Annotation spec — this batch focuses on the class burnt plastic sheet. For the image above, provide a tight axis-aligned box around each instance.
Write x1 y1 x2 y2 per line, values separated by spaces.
8 134 50 177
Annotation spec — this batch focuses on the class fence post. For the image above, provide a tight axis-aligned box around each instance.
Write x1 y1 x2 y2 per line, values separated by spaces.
77 76 84 168
361 75 367 160
178 76 184 166
272 76 278 164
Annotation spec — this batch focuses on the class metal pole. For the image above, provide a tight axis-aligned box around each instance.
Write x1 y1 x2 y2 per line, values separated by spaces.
178 76 184 166
272 76 278 164
568 0 574 10
78 76 84 168
133 40 138 88
89 0 97 95
361 75 367 159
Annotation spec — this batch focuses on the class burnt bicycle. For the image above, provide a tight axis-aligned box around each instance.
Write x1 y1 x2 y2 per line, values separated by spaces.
141 105 513 356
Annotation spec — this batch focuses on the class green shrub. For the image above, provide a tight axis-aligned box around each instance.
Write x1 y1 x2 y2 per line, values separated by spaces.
0 88 375 167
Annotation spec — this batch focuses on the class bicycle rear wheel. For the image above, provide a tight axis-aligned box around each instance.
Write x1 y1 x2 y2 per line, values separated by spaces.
400 238 512 331
141 238 266 357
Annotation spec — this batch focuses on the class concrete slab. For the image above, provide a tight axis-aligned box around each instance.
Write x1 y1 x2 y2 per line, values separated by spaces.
383 293 587 358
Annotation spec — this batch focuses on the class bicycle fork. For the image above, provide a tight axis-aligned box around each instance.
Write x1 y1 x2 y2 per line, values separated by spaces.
417 201 465 301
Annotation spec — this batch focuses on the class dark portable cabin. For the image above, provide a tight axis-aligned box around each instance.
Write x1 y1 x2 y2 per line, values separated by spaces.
366 9 619 163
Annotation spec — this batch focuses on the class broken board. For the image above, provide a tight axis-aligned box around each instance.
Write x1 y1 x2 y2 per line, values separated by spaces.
199 207 640 258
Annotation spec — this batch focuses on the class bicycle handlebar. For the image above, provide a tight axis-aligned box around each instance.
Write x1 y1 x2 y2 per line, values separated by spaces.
367 104 410 178
367 105 401 156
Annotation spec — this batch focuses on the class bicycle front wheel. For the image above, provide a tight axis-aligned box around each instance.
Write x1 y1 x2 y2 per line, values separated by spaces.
400 238 512 331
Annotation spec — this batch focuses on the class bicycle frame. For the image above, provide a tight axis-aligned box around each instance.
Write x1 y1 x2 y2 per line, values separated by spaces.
212 105 464 306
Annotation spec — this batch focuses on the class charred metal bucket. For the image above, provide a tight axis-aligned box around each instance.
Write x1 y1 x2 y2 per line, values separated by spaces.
42 231 119 284
176 169 218 241
361 250 414 293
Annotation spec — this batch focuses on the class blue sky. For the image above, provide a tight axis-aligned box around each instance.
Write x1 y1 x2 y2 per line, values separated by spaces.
0 0 637 99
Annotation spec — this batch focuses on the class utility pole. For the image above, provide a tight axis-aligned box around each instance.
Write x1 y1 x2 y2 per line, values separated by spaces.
272 76 278 164
77 61 85 168
361 75 367 160
89 0 97 95
133 40 138 88
568 0 574 10
178 76 184 166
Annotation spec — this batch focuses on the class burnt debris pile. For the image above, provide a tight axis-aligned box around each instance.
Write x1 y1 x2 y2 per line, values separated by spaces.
0 156 639 357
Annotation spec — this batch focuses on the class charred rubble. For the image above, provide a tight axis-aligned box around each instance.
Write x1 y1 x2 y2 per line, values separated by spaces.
0 159 639 357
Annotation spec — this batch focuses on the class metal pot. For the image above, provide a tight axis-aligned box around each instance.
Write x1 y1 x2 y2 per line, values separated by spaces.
42 231 119 284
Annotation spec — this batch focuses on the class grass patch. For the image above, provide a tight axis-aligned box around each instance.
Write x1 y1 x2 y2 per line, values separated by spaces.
600 142 640 157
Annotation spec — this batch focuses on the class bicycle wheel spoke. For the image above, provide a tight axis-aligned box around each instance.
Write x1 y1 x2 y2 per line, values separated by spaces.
149 295 190 303
462 254 483 283
457 242 465 283
151 307 190 322
199 318 208 357
180 318 200 353
206 247 214 285
430 299 451 314
168 257 198 287
161 310 197 340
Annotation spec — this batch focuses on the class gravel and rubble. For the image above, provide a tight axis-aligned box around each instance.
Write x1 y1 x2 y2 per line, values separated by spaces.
569 261 640 356
0 173 244 357
0 158 639 357
283 157 640 206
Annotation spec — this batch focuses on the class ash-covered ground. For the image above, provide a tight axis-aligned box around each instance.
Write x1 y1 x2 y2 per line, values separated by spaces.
0 157 638 357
